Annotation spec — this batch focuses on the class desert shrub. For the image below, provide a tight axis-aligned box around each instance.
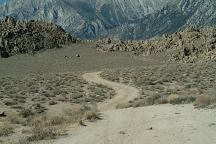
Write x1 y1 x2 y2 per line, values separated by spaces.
0 123 14 137
194 95 216 108
168 95 196 104
170 96 196 104
28 126 60 141
194 88 216 108
27 116 62 141
116 103 130 109
132 100 146 108
84 111 101 122
19 109 35 118
184 84 193 89
7 112 25 125
194 95 212 108
62 108 84 123
158 97 169 104
4 99 17 106
48 116 67 126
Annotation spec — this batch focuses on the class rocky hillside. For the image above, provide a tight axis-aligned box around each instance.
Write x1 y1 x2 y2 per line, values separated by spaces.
0 16 75 58
96 26 216 63
1 0 216 40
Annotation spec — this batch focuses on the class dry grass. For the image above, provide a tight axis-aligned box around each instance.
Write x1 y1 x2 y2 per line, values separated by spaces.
27 104 100 141
194 88 216 108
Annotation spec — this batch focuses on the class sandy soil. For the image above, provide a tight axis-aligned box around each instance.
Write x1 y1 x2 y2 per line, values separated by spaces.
52 72 216 144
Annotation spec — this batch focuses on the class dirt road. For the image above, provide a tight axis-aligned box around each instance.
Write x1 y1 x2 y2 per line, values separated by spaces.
82 71 139 111
53 72 216 144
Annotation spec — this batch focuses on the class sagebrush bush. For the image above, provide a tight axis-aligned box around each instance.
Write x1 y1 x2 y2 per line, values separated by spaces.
84 111 101 122
0 123 14 137
194 95 216 108
7 112 25 125
194 88 216 108
28 126 60 141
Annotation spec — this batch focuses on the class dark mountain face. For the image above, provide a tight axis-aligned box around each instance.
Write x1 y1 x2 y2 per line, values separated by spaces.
0 0 216 40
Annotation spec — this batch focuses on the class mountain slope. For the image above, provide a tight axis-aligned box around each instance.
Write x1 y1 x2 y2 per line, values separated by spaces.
104 0 216 40
0 0 176 39
1 0 216 40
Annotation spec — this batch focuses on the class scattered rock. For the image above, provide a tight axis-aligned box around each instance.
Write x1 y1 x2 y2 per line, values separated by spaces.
79 120 87 126
76 54 81 58
119 131 126 135
147 127 153 130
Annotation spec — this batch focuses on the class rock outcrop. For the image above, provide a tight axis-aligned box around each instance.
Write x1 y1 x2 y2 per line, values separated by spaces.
96 26 216 63
0 16 75 58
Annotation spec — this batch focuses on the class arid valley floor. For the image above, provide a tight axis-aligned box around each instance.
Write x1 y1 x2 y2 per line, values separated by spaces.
1 0 216 143
0 41 216 144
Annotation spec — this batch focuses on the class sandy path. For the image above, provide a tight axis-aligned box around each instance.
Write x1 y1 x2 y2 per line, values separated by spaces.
53 72 216 144
82 72 139 111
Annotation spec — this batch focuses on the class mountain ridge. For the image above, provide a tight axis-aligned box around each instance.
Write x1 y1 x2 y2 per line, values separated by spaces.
1 0 216 40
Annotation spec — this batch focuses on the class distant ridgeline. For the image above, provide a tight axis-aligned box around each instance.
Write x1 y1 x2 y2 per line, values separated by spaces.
0 16 76 58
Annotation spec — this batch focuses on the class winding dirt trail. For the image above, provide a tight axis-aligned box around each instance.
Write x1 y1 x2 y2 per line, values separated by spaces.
52 72 216 144
82 71 139 111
